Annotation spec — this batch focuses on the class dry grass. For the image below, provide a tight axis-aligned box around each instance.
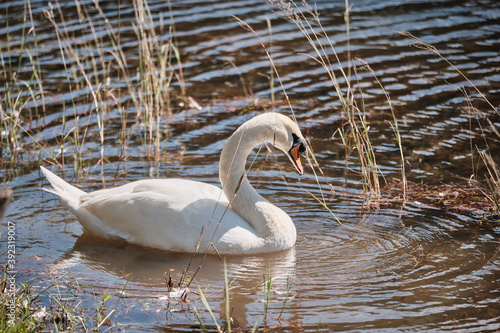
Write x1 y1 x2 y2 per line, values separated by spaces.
265 0 408 206
0 268 128 332
383 178 499 223
1 0 197 177
399 30 499 215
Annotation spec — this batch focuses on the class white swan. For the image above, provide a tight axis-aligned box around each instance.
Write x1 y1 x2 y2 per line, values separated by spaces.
41 112 306 254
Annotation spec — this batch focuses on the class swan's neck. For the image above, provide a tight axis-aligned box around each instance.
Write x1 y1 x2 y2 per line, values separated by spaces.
219 116 296 247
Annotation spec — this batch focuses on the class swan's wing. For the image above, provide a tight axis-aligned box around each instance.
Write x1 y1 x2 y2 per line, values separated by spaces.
74 179 255 252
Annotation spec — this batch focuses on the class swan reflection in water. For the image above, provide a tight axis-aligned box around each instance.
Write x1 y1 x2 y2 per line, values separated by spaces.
52 233 297 327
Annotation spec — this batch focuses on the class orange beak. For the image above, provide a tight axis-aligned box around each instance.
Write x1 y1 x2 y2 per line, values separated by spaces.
289 144 304 175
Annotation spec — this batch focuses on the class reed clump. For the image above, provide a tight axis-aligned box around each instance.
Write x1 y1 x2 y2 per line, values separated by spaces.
42 0 189 173
267 1 498 216
400 31 499 217
1 0 195 177
0 0 45 169
266 0 407 205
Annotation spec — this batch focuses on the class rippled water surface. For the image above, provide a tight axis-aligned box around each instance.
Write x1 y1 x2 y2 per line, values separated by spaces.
1 0 499 331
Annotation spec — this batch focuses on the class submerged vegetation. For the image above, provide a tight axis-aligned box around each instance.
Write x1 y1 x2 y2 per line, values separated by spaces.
1 0 499 331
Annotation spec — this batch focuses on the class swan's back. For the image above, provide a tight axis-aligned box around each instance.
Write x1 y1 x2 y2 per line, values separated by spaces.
81 179 259 252
41 166 261 253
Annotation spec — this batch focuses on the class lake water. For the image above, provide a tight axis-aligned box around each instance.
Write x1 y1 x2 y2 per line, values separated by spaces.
1 0 499 331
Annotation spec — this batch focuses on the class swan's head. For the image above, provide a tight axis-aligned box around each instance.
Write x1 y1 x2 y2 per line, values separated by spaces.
221 113 307 179
269 113 307 175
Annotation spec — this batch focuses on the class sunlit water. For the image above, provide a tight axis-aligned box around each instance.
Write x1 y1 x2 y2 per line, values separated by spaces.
1 0 499 331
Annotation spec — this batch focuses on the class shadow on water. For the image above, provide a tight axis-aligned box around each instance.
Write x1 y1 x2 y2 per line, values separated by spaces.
1 0 499 331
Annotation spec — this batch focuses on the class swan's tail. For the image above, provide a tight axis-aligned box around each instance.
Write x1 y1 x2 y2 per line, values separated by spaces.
40 166 85 213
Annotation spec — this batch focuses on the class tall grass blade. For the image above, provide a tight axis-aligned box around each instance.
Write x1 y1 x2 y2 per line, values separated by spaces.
224 259 232 333
196 283 222 333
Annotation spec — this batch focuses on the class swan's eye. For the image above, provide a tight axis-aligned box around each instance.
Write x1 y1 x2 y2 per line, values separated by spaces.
292 133 306 154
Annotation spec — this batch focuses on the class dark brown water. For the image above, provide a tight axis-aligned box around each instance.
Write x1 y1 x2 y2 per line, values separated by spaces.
1 0 499 331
